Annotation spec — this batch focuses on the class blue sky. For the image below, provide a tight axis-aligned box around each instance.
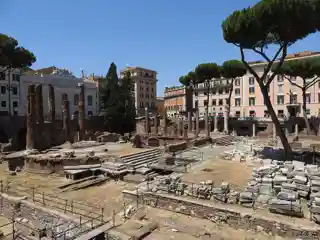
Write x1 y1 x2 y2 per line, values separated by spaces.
1 0 320 96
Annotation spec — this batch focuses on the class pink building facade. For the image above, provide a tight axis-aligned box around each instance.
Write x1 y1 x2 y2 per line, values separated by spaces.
193 51 320 119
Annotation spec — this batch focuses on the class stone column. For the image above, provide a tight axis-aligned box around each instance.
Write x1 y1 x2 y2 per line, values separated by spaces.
63 100 71 142
208 119 211 137
35 85 44 149
26 85 36 150
224 110 228 134
252 123 256 138
183 124 188 138
78 84 85 140
163 115 168 136
192 117 196 133
154 115 158 134
285 127 289 137
195 109 199 137
177 118 181 137
187 111 192 133
273 124 277 139
214 115 218 132
295 124 299 137
144 107 149 134
205 108 209 137
48 84 55 123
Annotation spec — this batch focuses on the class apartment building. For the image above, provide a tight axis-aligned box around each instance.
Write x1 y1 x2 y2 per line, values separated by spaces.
120 66 157 116
164 86 186 118
0 68 22 116
194 51 320 118
20 66 98 119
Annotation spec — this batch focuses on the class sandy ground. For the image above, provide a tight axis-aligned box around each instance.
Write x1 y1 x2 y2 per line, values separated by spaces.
182 158 257 191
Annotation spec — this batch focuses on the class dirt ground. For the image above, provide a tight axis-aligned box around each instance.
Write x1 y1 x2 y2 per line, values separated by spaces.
182 158 257 191
116 207 288 240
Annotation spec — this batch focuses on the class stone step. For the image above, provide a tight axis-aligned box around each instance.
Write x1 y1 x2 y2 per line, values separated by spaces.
121 150 162 163
125 155 161 169
120 148 161 160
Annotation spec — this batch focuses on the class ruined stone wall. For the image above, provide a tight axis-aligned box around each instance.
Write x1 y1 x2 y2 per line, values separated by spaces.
123 191 320 239
24 157 102 174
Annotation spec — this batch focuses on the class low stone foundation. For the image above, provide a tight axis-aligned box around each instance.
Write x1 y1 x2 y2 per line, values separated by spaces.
123 190 320 239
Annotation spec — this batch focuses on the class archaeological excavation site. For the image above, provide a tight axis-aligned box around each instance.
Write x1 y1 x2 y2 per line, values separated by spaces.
2 84 320 239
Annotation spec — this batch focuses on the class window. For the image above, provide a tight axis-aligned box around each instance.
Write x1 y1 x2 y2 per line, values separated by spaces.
249 77 254 85
277 84 283 93
212 99 216 106
235 78 241 86
12 74 20 81
218 89 223 94
225 99 229 105
290 94 297 104
235 98 241 106
13 101 18 108
1 101 6 107
277 95 284 105
1 86 6 94
264 110 270 117
306 109 311 115
194 92 198 96
12 86 18 95
218 99 223 105
203 100 208 106
235 88 240 96
235 111 241 117
0 72 5 80
204 92 207 95
249 87 255 94
88 111 93 116
277 110 284 118
74 94 79 106
225 88 229 94
306 93 311 104
249 110 255 117
277 75 284 82
212 89 216 95
195 100 198 108
249 97 255 106
290 76 296 82
61 93 68 104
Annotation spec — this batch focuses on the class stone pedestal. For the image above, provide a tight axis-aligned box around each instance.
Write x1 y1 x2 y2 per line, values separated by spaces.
252 123 256 138
195 110 199 137
295 124 299 137
214 116 218 132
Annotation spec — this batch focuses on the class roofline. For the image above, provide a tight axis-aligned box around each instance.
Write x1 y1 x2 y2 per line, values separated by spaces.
249 52 320 67
120 66 157 74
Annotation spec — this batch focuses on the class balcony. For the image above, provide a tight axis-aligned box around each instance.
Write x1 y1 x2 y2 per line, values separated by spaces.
286 101 300 107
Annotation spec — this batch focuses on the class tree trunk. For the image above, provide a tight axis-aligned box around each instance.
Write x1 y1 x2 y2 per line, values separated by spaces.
301 88 311 135
261 85 293 160
226 80 234 134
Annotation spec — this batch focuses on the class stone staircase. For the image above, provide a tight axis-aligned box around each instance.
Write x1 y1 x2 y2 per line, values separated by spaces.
212 136 237 146
121 148 163 170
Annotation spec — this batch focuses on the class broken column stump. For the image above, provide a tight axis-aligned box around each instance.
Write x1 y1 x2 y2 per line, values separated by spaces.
35 84 44 149
78 83 85 140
